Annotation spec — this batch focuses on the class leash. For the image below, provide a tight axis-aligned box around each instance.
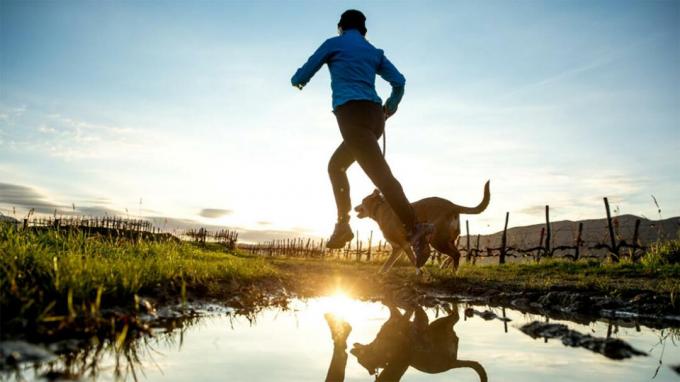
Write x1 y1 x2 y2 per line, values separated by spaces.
382 109 389 158
382 129 386 158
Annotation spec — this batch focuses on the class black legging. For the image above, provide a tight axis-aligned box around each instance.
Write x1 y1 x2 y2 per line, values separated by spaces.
328 100 415 231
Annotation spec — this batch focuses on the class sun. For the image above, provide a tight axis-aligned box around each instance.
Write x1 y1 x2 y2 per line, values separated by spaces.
308 288 376 324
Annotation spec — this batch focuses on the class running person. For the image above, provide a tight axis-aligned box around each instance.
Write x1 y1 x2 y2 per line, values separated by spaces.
291 9 433 266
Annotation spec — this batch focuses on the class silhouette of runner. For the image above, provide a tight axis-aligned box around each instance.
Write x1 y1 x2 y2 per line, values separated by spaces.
291 9 433 266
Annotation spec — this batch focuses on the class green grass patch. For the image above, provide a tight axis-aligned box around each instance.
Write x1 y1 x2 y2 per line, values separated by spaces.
642 238 680 268
0 225 278 335
426 257 680 294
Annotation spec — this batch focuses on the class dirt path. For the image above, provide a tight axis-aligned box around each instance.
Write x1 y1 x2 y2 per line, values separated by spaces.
271 259 680 329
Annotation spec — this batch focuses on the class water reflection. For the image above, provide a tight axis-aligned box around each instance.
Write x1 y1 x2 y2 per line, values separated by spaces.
340 303 486 381
2 314 202 382
2 297 679 382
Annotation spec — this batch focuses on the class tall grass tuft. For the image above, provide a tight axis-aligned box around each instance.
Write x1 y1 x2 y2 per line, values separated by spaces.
642 237 680 268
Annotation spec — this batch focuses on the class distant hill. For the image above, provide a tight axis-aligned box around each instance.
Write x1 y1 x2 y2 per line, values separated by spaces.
0 214 18 225
460 215 680 255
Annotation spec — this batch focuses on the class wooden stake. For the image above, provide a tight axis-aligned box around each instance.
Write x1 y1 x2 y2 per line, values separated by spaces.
465 220 471 263
575 222 583 261
604 197 619 262
473 234 480 265
544 205 551 257
367 231 373 262
500 212 509 265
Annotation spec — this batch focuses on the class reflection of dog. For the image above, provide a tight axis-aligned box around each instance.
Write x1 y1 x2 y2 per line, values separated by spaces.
354 181 490 272
350 304 487 381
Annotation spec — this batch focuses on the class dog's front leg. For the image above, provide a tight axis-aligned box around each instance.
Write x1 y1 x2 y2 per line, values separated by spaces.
440 257 453 269
402 245 417 267
379 247 403 274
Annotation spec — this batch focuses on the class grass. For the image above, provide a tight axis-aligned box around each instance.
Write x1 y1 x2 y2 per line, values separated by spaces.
642 237 680 268
425 256 680 295
0 225 278 338
2 223 679 340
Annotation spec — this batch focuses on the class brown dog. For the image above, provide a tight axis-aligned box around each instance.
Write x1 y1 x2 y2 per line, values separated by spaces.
354 181 490 273
350 304 488 381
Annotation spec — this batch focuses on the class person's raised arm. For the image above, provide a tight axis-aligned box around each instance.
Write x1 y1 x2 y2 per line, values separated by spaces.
291 40 331 90
377 53 406 118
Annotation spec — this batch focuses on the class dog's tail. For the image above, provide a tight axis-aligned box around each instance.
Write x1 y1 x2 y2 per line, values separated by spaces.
451 360 488 382
452 180 490 215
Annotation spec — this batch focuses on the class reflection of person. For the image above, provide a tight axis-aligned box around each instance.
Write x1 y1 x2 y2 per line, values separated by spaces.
291 9 433 266
324 313 352 382
350 304 488 381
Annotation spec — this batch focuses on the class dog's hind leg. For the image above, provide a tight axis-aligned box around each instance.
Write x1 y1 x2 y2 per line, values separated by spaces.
439 244 462 272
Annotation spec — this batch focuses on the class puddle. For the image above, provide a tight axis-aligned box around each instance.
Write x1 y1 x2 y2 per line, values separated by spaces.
2 291 679 381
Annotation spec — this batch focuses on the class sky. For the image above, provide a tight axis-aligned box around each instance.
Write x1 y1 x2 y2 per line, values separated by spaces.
1 0 678 242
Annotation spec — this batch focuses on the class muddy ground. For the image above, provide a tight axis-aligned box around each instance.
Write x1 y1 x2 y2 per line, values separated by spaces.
272 260 680 330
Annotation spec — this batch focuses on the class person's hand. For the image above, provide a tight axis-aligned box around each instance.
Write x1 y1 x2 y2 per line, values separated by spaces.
294 83 304 90
383 105 396 120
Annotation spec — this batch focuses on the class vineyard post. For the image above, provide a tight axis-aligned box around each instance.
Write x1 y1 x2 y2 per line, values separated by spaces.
355 231 360 261
367 231 373 262
537 227 545 263
23 219 28 230
575 222 583 261
631 218 641 261
499 212 509 265
473 234 480 265
358 241 363 261
603 197 619 262
544 206 551 258
465 220 471 263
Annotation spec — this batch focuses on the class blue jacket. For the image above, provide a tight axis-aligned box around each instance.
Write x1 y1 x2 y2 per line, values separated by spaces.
291 29 405 112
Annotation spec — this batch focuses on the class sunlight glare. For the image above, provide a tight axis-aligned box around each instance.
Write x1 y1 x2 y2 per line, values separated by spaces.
308 288 374 324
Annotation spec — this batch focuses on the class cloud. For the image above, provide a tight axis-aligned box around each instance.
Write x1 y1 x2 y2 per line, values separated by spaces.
0 182 122 217
257 221 271 225
198 208 233 218
145 216 306 243
0 105 26 122
0 110 156 161
0 182 65 214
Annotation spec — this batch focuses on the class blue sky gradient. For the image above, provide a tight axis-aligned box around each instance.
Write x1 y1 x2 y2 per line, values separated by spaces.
1 0 678 240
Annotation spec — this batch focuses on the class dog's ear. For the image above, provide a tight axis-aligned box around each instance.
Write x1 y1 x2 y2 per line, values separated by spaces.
372 188 381 196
